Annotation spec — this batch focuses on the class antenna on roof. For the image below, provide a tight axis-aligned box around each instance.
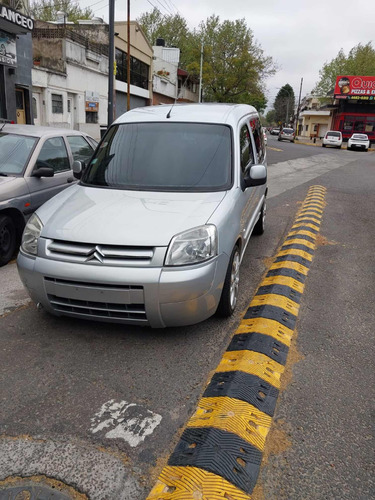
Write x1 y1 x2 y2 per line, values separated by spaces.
166 101 175 119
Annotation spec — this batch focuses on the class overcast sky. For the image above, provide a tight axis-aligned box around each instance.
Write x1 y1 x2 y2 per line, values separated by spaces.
78 0 374 108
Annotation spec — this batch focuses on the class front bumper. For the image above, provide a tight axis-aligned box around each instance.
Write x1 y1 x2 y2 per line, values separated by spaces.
17 250 229 328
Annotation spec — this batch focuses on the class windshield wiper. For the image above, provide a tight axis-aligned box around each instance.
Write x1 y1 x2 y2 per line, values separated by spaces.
0 172 8 176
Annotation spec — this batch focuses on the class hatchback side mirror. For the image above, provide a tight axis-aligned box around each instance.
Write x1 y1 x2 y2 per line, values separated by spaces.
73 160 84 179
32 166 54 178
244 164 267 188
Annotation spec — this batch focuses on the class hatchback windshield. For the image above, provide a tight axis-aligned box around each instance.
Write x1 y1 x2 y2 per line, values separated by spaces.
0 133 37 175
352 134 368 140
326 132 341 138
82 123 232 192
282 128 294 134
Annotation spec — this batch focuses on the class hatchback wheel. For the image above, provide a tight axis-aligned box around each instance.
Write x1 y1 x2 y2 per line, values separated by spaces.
253 200 266 235
216 245 240 317
0 215 16 267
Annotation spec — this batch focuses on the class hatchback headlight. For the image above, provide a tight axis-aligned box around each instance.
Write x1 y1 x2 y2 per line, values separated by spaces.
165 225 218 266
21 213 43 256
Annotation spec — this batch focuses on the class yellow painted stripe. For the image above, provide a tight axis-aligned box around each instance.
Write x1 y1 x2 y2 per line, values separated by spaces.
260 275 305 294
270 260 309 275
303 201 325 207
187 396 272 450
147 465 252 499
250 293 300 316
276 248 313 262
294 219 320 228
215 350 285 388
287 229 317 239
292 223 320 233
236 317 294 346
282 238 316 250
296 214 321 222
299 208 323 215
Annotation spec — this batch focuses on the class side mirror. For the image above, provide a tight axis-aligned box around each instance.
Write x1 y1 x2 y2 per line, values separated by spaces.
32 166 54 178
72 160 84 179
244 164 267 188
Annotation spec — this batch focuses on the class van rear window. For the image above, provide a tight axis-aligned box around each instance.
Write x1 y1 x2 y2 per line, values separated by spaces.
82 123 232 192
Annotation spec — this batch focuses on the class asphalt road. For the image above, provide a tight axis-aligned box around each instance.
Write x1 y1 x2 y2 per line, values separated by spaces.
0 137 373 499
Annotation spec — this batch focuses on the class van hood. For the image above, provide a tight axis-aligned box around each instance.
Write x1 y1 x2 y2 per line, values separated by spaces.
38 184 227 246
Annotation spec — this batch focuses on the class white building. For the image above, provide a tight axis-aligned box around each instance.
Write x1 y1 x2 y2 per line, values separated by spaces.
31 20 108 140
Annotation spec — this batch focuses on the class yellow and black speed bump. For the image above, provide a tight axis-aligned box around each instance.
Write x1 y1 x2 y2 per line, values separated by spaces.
169 427 262 493
227 332 289 365
203 371 279 416
147 186 326 499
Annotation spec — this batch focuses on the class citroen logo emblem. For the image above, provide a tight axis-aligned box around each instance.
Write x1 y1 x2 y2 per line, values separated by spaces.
85 246 105 263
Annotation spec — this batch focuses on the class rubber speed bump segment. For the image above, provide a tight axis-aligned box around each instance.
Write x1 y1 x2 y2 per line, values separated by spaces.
147 186 326 499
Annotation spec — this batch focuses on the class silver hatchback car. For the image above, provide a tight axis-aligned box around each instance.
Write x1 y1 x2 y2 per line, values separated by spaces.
0 124 97 266
17 104 267 328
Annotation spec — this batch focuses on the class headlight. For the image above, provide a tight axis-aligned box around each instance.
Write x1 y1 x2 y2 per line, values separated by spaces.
165 225 217 266
21 213 43 256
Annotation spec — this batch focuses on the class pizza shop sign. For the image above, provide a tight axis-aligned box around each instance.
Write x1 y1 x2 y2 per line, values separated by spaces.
334 75 375 98
0 5 34 31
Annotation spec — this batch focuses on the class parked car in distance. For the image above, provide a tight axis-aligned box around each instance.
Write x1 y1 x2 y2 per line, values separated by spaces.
278 127 295 142
270 127 280 135
0 124 97 266
347 133 370 151
18 103 268 328
322 130 343 148
262 127 268 146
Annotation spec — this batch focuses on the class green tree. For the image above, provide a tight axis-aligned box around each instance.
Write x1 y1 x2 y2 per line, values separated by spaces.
190 15 275 108
265 109 276 126
137 8 194 68
313 42 375 97
274 84 295 125
29 0 94 23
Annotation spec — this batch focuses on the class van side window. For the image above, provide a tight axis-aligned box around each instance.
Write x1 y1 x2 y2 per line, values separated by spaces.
250 118 265 164
240 125 254 173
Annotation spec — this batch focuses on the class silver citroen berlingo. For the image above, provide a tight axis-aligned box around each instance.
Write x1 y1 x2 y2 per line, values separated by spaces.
17 104 267 328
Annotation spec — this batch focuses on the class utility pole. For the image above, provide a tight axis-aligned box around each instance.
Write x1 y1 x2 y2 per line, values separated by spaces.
107 0 115 126
127 0 131 111
198 42 203 103
295 77 303 137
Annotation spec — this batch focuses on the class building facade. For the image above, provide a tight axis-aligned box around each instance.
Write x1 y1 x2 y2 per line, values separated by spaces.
152 42 179 105
114 21 153 118
31 19 108 140
331 75 375 143
0 1 34 124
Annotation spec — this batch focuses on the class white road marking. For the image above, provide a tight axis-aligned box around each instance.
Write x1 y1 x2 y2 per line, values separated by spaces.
90 400 162 447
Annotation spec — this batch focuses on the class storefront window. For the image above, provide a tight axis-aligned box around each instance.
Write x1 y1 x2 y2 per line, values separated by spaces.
343 119 354 131
365 118 375 133
354 120 365 132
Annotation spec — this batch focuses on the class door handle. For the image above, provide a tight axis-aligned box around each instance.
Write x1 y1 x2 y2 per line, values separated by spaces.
67 177 74 183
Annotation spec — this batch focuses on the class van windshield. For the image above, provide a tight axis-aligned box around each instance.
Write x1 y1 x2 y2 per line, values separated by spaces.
82 123 232 192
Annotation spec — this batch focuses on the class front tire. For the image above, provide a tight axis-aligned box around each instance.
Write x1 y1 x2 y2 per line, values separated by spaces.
0 215 16 267
253 200 266 235
216 245 240 318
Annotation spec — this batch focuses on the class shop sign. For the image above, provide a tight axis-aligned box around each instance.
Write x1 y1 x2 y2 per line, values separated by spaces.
85 90 99 112
0 5 34 31
0 29 16 66
334 75 375 100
